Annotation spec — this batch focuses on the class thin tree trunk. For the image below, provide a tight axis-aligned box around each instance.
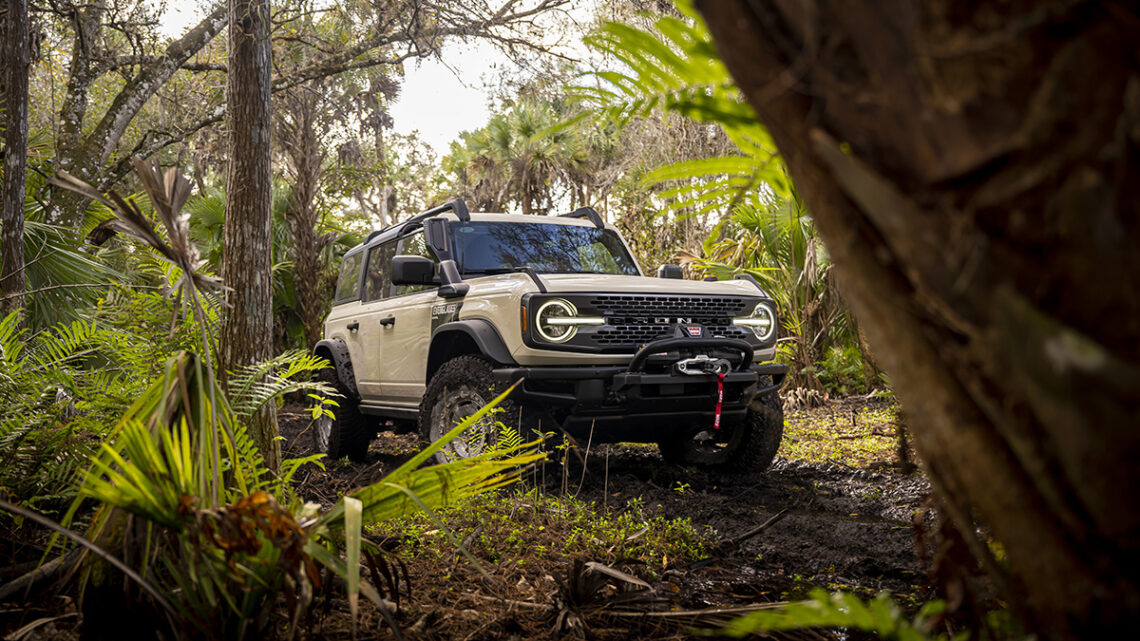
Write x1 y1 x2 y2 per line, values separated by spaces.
221 0 278 471
1 0 30 317
279 84 326 350
696 1 1140 638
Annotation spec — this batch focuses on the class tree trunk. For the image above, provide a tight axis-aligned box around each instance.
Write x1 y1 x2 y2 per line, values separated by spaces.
278 83 326 350
696 1 1140 638
221 0 278 471
1 0 30 318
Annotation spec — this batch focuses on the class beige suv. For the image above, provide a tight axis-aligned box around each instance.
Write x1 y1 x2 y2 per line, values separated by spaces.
313 199 786 472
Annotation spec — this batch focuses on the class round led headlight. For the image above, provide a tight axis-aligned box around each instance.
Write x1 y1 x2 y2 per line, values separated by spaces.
536 299 579 343
534 298 604 343
733 302 777 342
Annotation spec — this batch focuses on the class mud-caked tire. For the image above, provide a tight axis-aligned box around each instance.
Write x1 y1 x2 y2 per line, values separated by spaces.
658 376 784 473
314 368 375 462
418 355 525 464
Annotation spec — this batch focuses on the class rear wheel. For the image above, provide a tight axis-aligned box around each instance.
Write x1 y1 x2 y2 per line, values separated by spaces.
418 355 520 464
314 368 375 462
658 376 784 473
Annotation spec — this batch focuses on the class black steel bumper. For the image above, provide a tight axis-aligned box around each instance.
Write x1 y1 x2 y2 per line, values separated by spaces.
492 336 788 441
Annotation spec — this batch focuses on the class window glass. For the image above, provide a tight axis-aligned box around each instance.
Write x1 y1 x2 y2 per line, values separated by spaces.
394 231 439 296
363 243 396 301
449 222 639 276
334 251 364 302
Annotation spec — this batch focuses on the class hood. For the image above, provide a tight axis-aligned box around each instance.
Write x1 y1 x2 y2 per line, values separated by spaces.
538 273 768 297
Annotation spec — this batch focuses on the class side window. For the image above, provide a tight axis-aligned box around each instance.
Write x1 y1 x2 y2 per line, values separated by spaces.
363 242 396 302
334 251 364 302
394 231 439 296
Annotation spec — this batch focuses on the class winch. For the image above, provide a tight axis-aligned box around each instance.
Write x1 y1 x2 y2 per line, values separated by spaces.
674 354 732 376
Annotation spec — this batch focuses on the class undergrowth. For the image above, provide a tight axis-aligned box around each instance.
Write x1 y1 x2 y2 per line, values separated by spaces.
370 489 714 579
782 401 906 468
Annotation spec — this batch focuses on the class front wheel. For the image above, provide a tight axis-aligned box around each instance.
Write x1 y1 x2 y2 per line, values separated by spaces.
658 376 784 473
314 368 375 462
418 355 518 464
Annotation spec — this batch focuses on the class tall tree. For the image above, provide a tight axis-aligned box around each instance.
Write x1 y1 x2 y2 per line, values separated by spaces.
695 1 1140 637
221 0 276 470
1 0 31 317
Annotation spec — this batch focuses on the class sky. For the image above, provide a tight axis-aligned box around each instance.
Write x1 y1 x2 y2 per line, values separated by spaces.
159 2 596 155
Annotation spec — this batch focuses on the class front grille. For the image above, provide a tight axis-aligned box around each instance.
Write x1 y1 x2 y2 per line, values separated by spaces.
586 294 752 318
583 295 754 349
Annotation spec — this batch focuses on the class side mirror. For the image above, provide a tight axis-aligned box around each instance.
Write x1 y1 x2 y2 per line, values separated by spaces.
391 255 436 286
657 264 684 279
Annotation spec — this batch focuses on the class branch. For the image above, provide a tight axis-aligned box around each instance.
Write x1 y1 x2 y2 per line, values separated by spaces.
106 0 570 180
83 3 228 167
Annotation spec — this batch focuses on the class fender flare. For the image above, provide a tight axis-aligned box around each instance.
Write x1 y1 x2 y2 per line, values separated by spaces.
428 320 516 379
313 338 359 397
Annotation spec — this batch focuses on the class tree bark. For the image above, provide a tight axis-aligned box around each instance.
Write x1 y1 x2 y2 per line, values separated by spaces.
1 0 31 318
221 0 278 471
696 1 1140 638
278 82 327 350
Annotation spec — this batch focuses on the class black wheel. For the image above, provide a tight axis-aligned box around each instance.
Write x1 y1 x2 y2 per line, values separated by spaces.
315 368 375 462
658 376 784 473
418 355 521 464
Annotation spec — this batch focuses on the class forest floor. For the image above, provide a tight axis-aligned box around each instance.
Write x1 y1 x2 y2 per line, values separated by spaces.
274 394 933 640
0 395 932 640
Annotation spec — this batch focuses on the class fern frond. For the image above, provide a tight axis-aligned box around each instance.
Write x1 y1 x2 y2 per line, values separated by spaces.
226 350 334 421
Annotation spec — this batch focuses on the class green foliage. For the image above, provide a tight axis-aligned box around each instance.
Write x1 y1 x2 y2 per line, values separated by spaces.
718 589 957 641
577 0 787 219
225 350 334 422
376 490 713 578
441 93 604 215
782 402 901 468
0 305 174 512
814 344 884 397
44 348 541 639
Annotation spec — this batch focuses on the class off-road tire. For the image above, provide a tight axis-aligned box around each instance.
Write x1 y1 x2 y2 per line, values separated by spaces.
418 355 522 464
315 368 374 462
658 375 784 473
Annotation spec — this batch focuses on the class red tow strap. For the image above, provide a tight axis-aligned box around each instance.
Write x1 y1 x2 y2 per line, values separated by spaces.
713 372 725 430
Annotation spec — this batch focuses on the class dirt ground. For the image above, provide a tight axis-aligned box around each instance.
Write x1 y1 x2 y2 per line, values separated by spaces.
275 396 933 640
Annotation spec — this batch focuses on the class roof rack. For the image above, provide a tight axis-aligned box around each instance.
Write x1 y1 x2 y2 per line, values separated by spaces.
560 206 605 229
560 205 606 228
364 198 470 244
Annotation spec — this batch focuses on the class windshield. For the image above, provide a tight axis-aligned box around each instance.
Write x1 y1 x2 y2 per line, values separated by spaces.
449 221 641 276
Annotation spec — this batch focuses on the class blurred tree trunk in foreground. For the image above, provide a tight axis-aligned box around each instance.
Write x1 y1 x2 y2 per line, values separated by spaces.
696 1 1139 638
1 0 30 318
221 0 278 471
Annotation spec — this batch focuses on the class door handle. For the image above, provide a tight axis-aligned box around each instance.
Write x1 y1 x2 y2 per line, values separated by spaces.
380 316 396 327
346 321 359 331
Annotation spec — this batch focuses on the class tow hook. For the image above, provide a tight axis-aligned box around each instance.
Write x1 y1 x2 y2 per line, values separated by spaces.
674 354 731 376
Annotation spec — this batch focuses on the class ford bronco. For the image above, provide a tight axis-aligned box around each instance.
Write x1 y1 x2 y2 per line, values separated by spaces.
313 199 787 472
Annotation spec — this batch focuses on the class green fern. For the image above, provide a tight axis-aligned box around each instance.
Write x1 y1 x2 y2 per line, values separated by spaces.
226 349 335 422
720 589 956 641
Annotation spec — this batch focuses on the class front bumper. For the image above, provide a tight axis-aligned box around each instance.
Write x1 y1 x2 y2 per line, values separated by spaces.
492 336 788 441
